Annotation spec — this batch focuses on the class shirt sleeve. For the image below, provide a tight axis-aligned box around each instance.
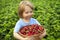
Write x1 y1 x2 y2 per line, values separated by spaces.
34 19 41 25
14 21 21 33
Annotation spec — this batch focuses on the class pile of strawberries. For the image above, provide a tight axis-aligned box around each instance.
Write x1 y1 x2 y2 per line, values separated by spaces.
18 24 44 37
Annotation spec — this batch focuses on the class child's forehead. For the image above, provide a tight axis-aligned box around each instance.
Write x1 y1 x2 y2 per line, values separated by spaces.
24 6 33 12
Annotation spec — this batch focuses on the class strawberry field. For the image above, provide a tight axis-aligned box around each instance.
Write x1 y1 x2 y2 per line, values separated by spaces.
0 0 60 40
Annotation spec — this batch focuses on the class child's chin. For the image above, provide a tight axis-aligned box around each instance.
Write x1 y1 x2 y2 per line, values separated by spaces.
26 17 32 19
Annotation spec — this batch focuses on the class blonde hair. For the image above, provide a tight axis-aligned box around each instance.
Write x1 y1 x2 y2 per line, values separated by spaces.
18 0 34 18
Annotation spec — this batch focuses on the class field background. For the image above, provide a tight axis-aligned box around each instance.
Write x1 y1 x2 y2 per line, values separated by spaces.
0 0 60 40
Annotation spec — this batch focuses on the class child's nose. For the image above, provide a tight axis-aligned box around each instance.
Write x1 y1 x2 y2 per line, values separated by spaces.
29 12 33 15
28 13 31 15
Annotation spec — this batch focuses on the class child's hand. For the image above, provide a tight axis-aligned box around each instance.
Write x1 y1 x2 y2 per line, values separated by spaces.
20 36 35 40
33 28 45 37
39 29 46 39
20 37 28 40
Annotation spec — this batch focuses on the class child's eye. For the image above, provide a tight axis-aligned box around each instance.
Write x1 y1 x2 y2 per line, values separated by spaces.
30 11 32 13
25 11 33 14
25 12 29 14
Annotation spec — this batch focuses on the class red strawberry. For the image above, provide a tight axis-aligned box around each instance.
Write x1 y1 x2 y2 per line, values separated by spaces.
39 26 44 32
23 32 26 35
24 26 29 30
35 26 39 30
28 31 32 36
19 24 44 37
38 29 41 33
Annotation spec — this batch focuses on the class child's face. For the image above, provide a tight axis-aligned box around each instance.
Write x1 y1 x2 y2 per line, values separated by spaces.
22 6 33 19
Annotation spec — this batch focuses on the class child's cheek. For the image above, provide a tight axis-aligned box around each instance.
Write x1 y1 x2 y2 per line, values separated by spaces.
31 13 34 16
23 13 27 18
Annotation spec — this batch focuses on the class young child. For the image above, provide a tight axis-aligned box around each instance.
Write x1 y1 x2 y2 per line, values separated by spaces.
13 0 46 40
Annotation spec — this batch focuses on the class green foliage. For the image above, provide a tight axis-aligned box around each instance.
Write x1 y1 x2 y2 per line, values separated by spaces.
0 0 60 40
